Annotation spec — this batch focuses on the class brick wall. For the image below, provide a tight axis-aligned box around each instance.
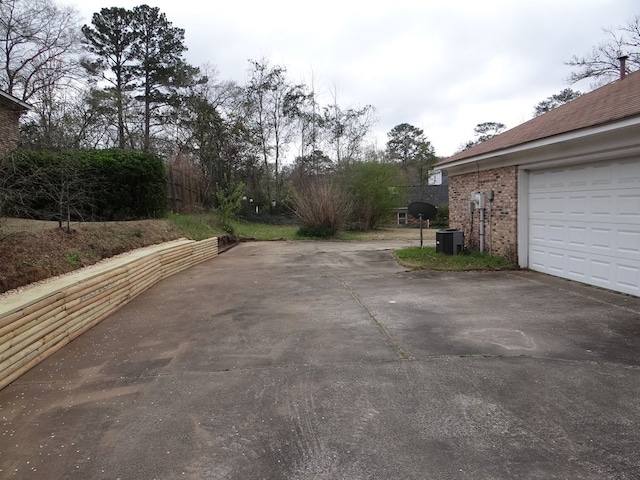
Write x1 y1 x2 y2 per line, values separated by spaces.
448 166 518 262
0 107 21 156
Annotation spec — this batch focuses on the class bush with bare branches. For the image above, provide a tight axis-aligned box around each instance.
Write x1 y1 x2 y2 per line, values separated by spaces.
293 178 353 237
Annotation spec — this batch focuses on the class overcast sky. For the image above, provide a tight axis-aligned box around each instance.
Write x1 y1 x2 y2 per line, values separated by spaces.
70 0 638 158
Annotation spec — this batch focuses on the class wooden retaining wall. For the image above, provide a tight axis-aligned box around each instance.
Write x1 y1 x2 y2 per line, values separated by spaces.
0 237 218 391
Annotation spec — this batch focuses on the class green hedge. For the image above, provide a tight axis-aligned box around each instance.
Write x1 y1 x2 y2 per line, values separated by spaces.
1 149 167 221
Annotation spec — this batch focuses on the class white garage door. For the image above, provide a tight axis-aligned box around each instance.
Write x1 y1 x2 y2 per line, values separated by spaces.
528 158 640 296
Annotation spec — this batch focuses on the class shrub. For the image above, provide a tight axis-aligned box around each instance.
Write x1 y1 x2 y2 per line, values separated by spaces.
88 149 167 220
339 161 407 230
215 182 245 234
293 177 353 236
1 149 167 222
296 224 335 238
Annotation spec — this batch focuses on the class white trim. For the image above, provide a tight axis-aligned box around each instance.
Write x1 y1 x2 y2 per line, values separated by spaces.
517 168 529 269
0 90 30 110
522 144 640 171
441 116 640 171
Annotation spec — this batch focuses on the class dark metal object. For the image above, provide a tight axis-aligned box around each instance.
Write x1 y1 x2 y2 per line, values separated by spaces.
407 202 437 248
436 228 464 255
408 202 437 220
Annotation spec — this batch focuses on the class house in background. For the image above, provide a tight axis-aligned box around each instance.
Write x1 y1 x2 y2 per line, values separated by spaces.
0 89 30 156
438 68 640 296
390 170 449 226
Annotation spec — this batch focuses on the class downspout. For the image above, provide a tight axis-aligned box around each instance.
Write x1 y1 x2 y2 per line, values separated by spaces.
487 189 494 255
479 207 485 253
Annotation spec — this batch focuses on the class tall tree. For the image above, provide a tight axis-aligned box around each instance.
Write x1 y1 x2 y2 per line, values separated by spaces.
323 86 375 166
460 122 506 151
0 0 81 103
567 14 640 85
82 7 137 149
245 59 297 208
386 123 432 164
386 122 437 188
283 82 322 162
175 84 249 206
82 5 201 152
130 4 201 152
533 88 582 117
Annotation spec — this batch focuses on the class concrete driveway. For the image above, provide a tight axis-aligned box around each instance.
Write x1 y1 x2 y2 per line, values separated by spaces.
1 240 639 479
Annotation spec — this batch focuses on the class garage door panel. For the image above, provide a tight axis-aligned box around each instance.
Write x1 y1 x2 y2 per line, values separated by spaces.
528 159 640 296
618 160 640 184
591 228 612 251
530 249 640 296
530 224 640 261
528 191 639 220
568 196 588 217
567 167 588 187
549 196 566 215
618 194 640 220
567 255 586 278
530 165 639 193
618 264 640 292
619 230 640 255
529 195 546 215
548 224 566 244
591 164 613 186
568 226 587 247
547 251 565 273
529 246 548 270
589 194 612 219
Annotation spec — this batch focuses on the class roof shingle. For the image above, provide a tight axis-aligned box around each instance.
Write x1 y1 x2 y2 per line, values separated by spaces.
439 69 640 165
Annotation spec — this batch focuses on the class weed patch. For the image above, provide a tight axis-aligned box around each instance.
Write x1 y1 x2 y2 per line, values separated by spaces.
66 252 81 267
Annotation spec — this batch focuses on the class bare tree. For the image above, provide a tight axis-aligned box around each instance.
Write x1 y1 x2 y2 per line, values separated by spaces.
245 59 297 209
172 74 248 206
567 15 640 85
0 153 98 232
0 0 81 103
324 85 376 166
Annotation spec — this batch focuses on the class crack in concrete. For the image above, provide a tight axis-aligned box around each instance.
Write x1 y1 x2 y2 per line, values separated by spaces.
339 276 412 360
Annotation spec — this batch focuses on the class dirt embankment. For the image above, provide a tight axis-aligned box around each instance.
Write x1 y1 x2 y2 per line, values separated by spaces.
0 219 185 294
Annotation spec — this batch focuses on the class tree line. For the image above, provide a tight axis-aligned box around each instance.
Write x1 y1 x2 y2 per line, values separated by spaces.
1 0 638 228
0 0 392 216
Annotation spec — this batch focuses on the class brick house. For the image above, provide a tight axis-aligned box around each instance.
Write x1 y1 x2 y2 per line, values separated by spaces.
438 69 640 296
0 89 29 156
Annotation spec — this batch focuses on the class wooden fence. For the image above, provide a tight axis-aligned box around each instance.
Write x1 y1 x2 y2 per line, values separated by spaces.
167 165 205 213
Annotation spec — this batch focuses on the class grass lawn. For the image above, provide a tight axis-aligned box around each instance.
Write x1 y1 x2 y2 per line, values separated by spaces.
164 213 221 241
231 220 300 240
394 246 517 271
